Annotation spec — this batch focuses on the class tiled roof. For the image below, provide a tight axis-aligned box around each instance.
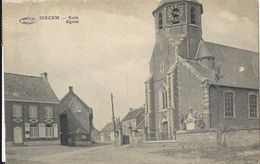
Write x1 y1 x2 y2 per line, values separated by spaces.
122 107 144 121
205 42 259 89
178 42 259 90
4 73 59 103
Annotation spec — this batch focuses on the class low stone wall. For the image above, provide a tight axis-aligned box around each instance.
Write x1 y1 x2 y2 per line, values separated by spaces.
221 128 260 148
176 130 218 148
176 128 260 148
137 128 260 148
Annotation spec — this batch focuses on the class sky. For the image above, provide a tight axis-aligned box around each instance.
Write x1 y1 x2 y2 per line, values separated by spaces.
3 0 259 130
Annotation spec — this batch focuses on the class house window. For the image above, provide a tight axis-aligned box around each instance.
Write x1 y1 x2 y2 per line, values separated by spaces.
30 124 38 138
45 124 53 138
44 106 53 118
190 7 196 25
12 104 22 117
249 94 258 118
224 92 235 118
158 12 163 29
29 105 38 118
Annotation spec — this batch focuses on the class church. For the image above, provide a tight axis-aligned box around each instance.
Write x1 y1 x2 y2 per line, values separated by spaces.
144 0 259 141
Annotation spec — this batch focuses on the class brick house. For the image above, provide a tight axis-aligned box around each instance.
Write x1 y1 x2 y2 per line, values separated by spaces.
59 86 94 146
4 72 60 145
121 107 145 143
145 0 259 141
100 119 121 143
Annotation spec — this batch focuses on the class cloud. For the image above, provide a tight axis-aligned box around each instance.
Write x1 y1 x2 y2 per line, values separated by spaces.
219 11 238 22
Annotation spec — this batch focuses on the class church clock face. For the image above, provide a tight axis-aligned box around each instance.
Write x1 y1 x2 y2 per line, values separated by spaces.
167 4 184 24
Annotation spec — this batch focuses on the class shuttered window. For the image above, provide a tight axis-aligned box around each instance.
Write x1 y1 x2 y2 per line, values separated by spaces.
44 106 53 118
30 124 38 138
249 95 258 118
29 105 38 118
224 92 235 118
53 123 58 138
25 123 30 138
12 104 22 117
45 124 53 138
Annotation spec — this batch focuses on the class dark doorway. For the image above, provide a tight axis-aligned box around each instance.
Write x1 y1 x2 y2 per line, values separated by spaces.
162 122 168 140
60 114 68 145
122 135 129 145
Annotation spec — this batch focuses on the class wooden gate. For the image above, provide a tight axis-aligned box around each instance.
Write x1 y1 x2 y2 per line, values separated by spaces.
60 114 68 145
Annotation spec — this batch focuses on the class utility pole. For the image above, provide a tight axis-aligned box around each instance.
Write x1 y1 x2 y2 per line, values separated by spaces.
111 93 116 142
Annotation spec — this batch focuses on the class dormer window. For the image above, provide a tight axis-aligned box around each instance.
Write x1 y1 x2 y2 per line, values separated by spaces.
158 12 163 29
76 107 82 113
191 7 196 25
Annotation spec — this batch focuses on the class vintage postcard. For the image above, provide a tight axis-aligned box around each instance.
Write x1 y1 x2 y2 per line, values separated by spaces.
2 0 260 163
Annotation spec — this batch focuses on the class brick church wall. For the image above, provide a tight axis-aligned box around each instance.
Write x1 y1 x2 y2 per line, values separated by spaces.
209 86 259 129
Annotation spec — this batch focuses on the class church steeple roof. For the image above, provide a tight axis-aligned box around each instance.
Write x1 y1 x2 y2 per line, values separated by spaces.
158 0 199 7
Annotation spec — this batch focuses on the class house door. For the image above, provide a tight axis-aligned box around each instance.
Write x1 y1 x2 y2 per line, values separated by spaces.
13 126 23 144
162 122 168 140
60 114 68 145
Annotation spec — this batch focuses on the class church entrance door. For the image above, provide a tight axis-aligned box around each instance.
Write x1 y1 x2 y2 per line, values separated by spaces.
162 122 168 140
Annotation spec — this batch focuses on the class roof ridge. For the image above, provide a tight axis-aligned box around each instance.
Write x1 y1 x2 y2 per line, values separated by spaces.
205 41 258 55
4 72 42 78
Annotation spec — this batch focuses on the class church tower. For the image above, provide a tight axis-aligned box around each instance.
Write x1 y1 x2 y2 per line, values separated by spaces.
153 0 203 60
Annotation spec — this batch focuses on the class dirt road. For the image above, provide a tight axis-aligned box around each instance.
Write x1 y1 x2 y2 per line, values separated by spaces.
6 144 260 164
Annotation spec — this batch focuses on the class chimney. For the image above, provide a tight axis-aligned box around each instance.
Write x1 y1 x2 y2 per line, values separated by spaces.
41 72 48 81
69 86 73 93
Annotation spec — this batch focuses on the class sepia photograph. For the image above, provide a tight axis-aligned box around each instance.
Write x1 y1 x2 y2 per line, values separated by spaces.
2 0 260 163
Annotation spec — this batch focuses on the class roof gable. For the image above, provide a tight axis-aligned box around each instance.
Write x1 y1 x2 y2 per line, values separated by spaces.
59 90 93 132
4 73 59 103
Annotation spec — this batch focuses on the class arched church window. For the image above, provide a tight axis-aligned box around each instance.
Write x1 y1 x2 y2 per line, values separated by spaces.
224 92 235 118
158 12 163 29
159 87 168 110
162 89 168 109
190 7 196 25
